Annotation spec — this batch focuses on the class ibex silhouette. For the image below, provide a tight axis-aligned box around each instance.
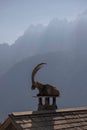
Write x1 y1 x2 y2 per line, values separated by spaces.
31 63 60 96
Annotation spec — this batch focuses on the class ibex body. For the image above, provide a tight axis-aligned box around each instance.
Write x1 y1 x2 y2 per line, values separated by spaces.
31 63 60 96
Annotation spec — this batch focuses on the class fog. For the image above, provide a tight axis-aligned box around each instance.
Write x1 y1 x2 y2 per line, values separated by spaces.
0 10 87 77
0 0 87 44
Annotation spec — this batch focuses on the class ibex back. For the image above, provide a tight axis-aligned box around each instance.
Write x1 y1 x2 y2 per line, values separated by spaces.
31 63 60 96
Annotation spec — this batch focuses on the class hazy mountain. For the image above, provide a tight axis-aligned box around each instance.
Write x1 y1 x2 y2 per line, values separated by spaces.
0 24 45 77
0 49 87 122
0 10 87 77
0 43 10 76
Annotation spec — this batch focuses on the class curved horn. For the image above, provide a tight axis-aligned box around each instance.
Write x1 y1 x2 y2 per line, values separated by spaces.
31 63 46 84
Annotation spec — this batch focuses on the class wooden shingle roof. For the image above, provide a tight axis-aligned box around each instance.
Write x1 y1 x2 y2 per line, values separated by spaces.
1 107 87 130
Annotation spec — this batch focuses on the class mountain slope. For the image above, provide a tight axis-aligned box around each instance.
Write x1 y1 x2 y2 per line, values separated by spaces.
0 50 87 121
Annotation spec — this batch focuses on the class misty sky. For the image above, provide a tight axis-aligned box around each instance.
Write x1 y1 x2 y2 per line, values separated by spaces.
0 0 87 45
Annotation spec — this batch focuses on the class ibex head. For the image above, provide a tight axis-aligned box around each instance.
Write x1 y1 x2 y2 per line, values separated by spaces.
31 63 46 90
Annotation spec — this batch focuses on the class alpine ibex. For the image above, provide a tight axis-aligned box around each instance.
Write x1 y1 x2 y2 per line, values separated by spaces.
31 63 60 96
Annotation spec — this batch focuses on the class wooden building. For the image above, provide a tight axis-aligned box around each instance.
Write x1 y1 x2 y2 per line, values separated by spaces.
0 107 87 130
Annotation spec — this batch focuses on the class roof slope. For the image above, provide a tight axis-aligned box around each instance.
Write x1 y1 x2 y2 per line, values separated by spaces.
1 107 87 130
10 107 87 130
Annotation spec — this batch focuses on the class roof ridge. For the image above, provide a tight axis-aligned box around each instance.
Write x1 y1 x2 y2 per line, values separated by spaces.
10 106 87 117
